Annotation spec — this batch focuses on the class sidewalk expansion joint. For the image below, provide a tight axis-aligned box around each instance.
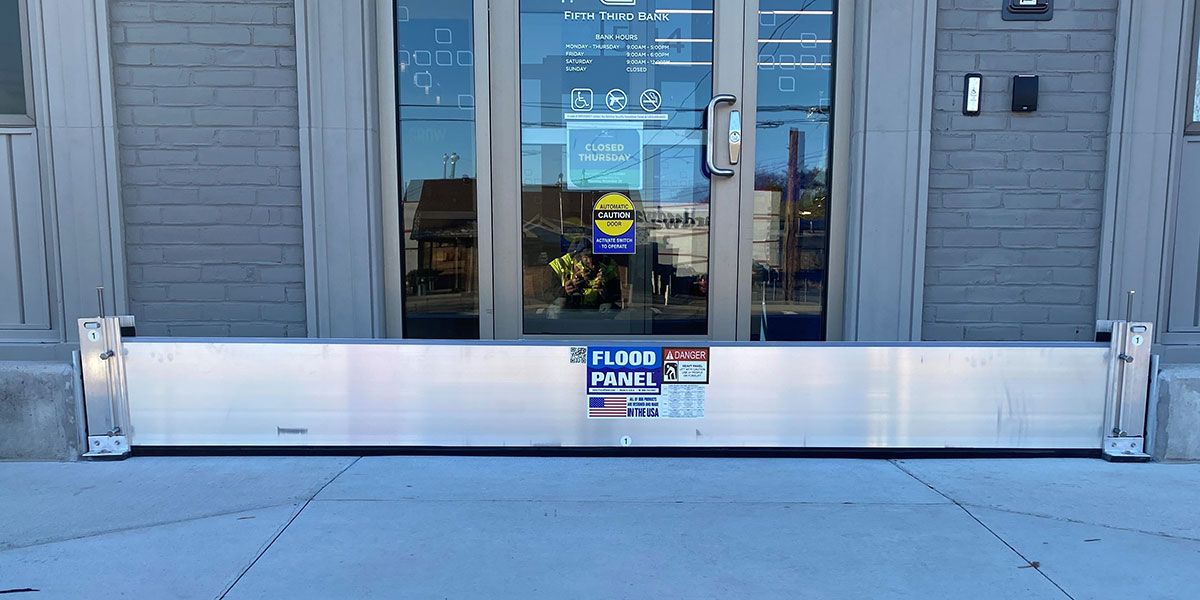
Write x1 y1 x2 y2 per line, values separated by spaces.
218 456 362 600
0 503 304 553
889 460 1079 600
956 503 1200 543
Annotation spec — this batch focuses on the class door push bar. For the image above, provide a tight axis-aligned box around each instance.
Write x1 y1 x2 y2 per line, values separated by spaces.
705 94 737 177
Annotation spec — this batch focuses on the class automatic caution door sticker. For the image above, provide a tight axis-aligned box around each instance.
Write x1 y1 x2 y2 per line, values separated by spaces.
592 192 636 254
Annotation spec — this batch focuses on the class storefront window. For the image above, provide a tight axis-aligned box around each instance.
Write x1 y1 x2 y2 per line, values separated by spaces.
395 1 480 338
0 0 31 122
749 0 836 340
518 0 714 335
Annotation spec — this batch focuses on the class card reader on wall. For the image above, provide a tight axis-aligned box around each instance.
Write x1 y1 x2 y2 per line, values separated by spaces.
1012 75 1038 112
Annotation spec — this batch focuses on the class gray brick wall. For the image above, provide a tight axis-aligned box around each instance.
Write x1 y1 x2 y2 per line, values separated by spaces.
110 0 305 337
924 0 1116 341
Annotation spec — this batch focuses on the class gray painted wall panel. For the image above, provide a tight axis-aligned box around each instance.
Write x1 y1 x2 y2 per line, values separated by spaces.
1168 139 1200 334
110 0 305 337
1097 1 1193 351
924 0 1117 341
0 131 50 331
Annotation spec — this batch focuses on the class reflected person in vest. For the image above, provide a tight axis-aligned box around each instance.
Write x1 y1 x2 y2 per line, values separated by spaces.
547 239 621 319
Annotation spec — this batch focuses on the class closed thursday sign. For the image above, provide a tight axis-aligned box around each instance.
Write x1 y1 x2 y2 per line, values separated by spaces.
566 127 644 190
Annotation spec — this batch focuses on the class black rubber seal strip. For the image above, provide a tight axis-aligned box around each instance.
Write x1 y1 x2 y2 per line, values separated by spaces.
132 446 1101 460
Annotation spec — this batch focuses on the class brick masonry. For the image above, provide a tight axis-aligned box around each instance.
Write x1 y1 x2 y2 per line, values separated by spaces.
110 0 305 337
924 0 1117 341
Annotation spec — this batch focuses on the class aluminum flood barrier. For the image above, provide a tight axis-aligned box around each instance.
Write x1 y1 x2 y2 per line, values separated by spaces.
77 317 1155 459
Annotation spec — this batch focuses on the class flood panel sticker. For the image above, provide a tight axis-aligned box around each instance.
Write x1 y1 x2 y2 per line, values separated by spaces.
586 346 707 418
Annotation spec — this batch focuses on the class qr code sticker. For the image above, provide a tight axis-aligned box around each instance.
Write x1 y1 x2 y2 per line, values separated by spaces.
569 346 587 363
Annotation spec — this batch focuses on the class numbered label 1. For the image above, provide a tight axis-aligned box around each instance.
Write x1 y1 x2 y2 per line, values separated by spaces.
620 436 632 447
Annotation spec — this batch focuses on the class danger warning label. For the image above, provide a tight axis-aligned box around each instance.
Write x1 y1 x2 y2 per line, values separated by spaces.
662 347 709 384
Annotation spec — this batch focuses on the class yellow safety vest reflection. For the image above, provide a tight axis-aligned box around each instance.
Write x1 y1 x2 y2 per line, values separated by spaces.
549 252 618 306
549 253 578 287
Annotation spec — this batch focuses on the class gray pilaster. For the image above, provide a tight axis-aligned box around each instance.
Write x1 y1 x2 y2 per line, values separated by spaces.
1097 0 1192 329
33 0 127 340
843 0 937 341
295 0 383 338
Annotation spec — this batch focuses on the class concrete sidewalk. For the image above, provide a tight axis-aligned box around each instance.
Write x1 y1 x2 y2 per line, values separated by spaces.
0 457 1197 599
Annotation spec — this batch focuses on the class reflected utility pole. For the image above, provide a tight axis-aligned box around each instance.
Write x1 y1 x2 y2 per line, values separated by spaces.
783 128 804 302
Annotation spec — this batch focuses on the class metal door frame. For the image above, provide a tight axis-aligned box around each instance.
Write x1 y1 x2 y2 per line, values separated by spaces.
488 0 521 340
733 0 759 341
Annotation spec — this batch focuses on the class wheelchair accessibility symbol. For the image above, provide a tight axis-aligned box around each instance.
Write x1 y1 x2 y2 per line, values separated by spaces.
571 88 593 112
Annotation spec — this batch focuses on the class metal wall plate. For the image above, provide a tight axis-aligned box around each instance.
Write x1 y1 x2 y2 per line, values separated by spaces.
1103 436 1150 462
83 435 130 459
1001 0 1053 21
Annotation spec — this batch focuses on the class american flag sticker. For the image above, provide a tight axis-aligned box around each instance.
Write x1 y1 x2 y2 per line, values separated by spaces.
588 396 628 418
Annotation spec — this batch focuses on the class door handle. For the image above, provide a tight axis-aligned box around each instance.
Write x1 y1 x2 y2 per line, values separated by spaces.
705 94 737 177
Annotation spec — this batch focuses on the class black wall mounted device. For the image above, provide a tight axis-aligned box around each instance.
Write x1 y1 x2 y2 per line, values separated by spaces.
1012 75 1038 112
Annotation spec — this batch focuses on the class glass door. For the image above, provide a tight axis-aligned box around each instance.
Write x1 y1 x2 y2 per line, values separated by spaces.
391 0 838 341
739 0 837 341
490 0 747 339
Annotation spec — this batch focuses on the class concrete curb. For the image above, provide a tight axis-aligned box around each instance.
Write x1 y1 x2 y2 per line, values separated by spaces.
1154 365 1200 462
0 361 83 461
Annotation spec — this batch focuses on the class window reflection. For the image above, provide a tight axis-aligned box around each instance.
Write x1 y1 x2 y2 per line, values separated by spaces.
396 2 480 338
751 0 835 341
